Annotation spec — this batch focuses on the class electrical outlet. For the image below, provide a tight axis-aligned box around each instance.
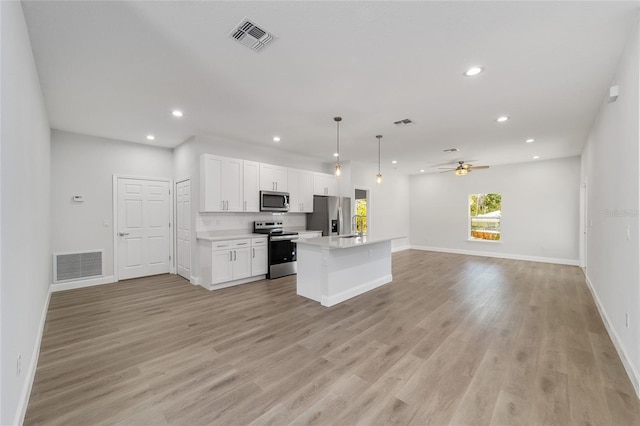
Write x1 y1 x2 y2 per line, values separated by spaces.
16 354 21 376
626 313 630 328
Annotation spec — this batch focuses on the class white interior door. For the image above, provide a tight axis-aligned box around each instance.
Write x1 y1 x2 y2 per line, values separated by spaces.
117 178 171 280
176 179 191 280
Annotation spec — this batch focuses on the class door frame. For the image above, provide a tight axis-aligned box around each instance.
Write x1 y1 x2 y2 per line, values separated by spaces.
112 175 174 282
579 178 588 271
174 177 192 281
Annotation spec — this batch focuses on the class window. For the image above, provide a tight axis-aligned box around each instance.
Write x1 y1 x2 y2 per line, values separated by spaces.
354 189 368 234
469 193 501 241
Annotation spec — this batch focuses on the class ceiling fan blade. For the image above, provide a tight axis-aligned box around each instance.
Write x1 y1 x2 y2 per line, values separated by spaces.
437 167 456 170
468 165 489 169
439 170 455 173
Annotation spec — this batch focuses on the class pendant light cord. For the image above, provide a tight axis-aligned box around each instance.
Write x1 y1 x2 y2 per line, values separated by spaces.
336 119 340 163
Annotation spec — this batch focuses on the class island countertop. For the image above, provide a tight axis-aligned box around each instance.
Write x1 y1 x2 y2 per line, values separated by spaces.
294 234 404 249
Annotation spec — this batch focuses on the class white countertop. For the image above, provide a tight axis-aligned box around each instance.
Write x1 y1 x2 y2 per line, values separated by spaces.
196 229 322 242
196 231 266 242
295 234 404 249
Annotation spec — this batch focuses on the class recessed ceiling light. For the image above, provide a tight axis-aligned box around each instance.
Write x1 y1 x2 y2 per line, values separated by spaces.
533 155 540 159
420 169 425 173
464 66 484 77
146 135 155 141
273 136 280 142
172 110 183 117
333 152 339 157
391 160 398 164
496 116 509 123
525 138 535 143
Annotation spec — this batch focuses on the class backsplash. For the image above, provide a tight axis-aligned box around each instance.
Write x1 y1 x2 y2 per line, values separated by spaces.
197 212 306 232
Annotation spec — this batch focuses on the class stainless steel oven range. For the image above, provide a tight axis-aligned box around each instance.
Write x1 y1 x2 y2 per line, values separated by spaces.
253 221 298 279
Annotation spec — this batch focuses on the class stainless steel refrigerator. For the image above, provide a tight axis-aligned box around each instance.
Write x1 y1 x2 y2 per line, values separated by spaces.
306 195 351 236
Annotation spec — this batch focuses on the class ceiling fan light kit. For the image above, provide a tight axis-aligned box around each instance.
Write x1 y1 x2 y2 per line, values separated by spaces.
439 160 490 176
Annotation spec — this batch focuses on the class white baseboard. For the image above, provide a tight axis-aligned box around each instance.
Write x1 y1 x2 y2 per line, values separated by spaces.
584 274 640 399
321 274 392 307
392 245 411 253
51 275 115 292
15 286 52 426
190 275 200 285
410 245 579 266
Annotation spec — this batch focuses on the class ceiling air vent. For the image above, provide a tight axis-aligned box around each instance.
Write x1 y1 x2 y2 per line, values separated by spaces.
229 18 276 52
394 119 414 127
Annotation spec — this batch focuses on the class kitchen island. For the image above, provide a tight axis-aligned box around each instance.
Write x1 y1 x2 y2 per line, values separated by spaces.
295 234 403 307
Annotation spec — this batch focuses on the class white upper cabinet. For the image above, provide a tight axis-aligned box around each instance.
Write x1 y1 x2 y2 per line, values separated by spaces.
200 154 243 212
260 163 288 192
243 161 260 212
287 169 301 212
313 172 338 196
288 169 314 213
299 170 314 212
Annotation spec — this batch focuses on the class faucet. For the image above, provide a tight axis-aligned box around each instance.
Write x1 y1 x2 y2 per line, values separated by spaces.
351 215 366 237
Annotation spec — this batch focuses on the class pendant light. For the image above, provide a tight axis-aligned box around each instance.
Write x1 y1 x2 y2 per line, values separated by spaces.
334 117 342 177
376 135 383 185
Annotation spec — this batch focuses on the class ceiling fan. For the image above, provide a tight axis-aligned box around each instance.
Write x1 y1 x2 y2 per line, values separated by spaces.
439 161 489 176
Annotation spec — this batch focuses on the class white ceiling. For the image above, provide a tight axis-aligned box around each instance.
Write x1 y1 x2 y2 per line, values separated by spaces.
22 1 639 174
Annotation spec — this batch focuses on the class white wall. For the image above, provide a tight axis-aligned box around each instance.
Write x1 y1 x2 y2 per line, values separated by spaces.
581 18 640 396
1 2 51 424
174 135 330 282
338 161 410 250
410 157 581 264
51 130 173 279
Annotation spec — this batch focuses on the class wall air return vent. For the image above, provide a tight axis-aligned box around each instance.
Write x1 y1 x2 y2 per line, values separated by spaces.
54 250 104 283
229 18 276 52
394 119 414 127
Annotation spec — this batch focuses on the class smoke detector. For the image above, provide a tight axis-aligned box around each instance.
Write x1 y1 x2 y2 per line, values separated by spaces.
394 119 414 127
229 18 276 52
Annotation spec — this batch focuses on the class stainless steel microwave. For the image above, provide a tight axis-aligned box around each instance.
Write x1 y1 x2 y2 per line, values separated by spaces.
260 191 290 212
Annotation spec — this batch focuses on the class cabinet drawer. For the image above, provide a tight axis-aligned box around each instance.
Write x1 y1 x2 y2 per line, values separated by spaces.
251 238 267 246
232 239 251 248
212 240 234 250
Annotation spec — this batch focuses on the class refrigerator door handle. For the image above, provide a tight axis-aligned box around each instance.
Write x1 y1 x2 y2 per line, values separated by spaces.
337 205 343 235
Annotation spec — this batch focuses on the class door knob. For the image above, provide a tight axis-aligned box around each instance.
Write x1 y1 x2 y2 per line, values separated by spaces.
118 232 130 236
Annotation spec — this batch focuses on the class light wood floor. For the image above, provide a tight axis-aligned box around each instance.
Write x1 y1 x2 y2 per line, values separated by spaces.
25 250 640 425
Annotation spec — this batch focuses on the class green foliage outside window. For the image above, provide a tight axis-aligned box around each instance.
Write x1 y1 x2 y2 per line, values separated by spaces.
355 199 367 234
469 193 501 241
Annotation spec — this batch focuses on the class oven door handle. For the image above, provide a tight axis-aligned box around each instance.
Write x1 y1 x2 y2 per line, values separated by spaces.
270 235 298 241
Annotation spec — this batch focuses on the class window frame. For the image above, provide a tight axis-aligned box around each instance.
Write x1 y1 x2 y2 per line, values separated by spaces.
467 193 502 243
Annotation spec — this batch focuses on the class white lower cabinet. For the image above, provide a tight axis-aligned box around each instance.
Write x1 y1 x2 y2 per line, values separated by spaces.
251 238 268 276
200 237 267 289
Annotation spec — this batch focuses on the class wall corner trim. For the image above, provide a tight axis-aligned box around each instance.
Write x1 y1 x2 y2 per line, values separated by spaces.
584 274 640 399
409 245 580 266
15 286 52 426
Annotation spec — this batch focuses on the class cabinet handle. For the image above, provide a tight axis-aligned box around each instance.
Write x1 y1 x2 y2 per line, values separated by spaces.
252 248 255 258
237 242 247 245
229 251 233 261
221 201 224 210
233 250 237 261
244 201 247 211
